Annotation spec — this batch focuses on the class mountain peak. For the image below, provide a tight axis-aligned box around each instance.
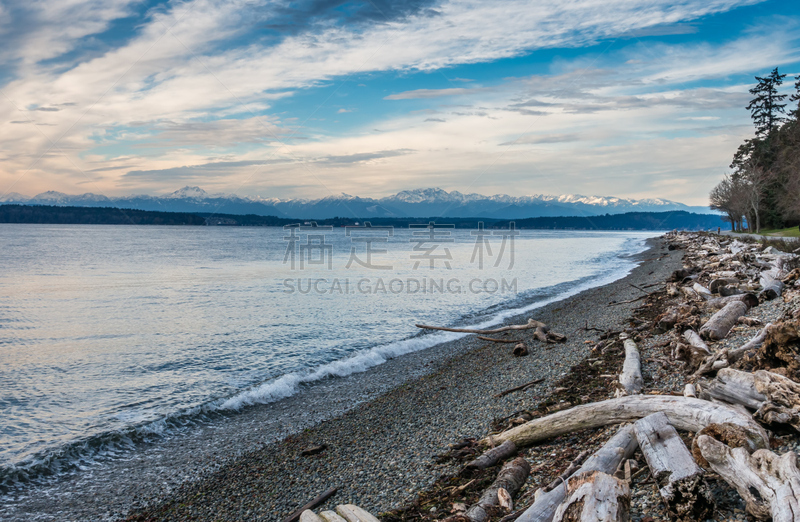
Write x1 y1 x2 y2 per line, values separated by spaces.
166 186 209 199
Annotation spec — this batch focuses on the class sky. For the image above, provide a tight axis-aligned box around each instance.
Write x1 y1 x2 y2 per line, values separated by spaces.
0 0 799 205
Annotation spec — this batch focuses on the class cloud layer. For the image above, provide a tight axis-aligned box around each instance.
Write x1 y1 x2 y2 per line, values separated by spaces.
0 0 797 205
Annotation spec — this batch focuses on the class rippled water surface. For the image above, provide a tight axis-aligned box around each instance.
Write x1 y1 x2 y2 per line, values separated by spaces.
0 224 657 485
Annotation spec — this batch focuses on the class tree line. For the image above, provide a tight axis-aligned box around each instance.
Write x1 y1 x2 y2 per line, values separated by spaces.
710 68 800 232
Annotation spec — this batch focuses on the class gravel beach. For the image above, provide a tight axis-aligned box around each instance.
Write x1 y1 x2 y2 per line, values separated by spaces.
112 237 684 521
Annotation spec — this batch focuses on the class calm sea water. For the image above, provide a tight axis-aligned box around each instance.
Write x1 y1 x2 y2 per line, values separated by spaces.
0 224 657 488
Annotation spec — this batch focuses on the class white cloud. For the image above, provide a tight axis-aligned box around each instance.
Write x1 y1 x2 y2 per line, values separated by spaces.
0 0 788 201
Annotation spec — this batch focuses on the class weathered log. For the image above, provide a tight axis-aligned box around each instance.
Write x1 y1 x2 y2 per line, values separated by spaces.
701 368 767 410
759 276 785 301
683 330 711 355
416 318 546 335
719 285 744 296
517 425 637 522
693 283 713 299
335 505 380 522
684 383 697 398
551 471 630 522
696 436 800 522
513 343 530 357
727 324 772 364
752 370 800 432
691 422 767 468
709 277 739 293
465 440 518 470
705 293 758 310
633 413 714 520
495 378 545 398
301 444 328 456
617 339 643 396
318 512 347 522
300 510 325 522
283 487 338 522
533 326 549 343
484 395 768 449
699 301 748 340
447 457 531 522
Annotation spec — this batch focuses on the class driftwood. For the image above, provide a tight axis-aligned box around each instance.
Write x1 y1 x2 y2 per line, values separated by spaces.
300 511 324 522
283 487 338 522
727 324 772 364
318 512 347 522
705 293 758 310
696 436 800 522
447 457 531 522
416 318 546 335
551 471 630 522
517 425 637 522
466 440 517 470
335 505 380 522
759 272 785 301
543 450 591 493
699 300 749 340
513 343 529 357
701 368 766 410
693 282 713 299
617 338 643 396
683 330 711 355
751 370 800 431
301 444 328 456
495 378 545 398
484 395 768 449
709 277 739 293
633 413 713 520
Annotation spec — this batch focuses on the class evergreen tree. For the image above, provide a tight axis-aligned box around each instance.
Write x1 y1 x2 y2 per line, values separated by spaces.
791 74 800 120
746 67 787 137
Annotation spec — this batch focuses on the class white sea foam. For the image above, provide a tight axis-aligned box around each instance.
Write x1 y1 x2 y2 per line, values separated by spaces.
219 236 650 411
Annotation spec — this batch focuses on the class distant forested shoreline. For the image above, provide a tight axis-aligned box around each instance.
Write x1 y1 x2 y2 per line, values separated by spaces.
0 204 725 230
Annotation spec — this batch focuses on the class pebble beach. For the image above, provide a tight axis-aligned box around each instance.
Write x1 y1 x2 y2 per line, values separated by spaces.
114 237 685 521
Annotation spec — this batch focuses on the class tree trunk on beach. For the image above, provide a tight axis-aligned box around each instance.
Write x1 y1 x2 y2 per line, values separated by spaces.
484 395 768 450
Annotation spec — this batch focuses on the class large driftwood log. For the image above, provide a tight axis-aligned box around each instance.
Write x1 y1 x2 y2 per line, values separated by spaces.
416 318 546 335
617 339 643 396
300 511 324 522
466 440 518 470
448 457 531 522
633 413 713 521
701 368 767 410
551 471 630 522
699 301 749 341
696 436 800 522
335 505 380 522
759 274 785 301
484 395 768 449
705 293 758 310
753 370 800 431
318 512 347 522
517 425 637 522
701 369 800 432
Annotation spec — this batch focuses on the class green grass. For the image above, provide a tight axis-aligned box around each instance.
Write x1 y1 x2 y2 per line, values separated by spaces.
756 226 800 237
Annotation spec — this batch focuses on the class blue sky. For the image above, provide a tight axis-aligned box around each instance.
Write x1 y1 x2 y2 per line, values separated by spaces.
0 0 798 205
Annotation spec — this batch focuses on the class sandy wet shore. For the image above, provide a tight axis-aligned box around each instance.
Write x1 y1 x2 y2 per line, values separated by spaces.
113 237 683 521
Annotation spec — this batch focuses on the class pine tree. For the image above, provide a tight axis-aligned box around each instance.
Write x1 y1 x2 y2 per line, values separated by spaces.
791 74 800 120
747 67 787 136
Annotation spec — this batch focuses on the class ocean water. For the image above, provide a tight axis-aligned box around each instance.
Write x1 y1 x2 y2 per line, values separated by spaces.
0 224 658 490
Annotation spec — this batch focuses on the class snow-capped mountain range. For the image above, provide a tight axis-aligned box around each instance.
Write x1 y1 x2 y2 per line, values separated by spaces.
0 186 713 219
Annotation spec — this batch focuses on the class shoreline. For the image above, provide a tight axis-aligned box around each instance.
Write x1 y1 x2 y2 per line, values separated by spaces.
0 236 677 521
118 237 682 521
